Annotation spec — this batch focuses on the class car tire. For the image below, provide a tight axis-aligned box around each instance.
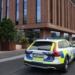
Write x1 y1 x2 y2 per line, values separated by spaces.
73 56 75 61
62 57 69 73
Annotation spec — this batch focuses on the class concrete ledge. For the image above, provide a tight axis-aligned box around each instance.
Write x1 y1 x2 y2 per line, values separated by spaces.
16 44 22 50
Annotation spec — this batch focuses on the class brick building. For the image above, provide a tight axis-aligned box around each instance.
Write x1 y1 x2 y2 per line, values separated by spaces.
0 0 75 41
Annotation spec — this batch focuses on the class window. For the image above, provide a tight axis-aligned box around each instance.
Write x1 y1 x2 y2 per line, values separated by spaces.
56 0 59 25
71 0 75 5
6 0 9 19
36 0 41 23
58 41 64 48
29 41 52 51
23 0 27 24
16 0 19 25
0 0 3 21
63 41 69 48
60 0 62 26
50 0 53 23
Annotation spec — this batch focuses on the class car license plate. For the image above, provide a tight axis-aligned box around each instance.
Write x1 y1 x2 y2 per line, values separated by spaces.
33 54 44 58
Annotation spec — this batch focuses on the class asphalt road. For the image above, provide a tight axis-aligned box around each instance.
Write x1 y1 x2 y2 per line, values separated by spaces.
0 49 75 75
0 57 75 75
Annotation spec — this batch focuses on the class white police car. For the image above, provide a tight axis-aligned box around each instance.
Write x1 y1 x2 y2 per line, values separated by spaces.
24 38 75 72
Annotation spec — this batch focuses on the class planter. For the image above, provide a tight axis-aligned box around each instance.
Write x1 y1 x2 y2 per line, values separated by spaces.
1 42 16 51
22 43 30 49
16 44 22 50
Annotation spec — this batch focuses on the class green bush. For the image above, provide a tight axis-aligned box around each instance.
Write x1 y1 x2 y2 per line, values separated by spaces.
0 17 17 42
14 30 25 42
20 37 29 44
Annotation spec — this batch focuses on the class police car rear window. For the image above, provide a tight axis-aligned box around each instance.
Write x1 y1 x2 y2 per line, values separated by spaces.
29 41 52 51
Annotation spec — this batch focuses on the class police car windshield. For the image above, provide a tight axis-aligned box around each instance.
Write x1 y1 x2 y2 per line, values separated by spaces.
29 41 52 51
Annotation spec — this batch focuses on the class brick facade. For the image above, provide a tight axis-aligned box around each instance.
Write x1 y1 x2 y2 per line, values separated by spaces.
1 0 75 41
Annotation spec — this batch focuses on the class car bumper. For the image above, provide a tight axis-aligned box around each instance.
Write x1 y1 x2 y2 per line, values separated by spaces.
24 61 64 69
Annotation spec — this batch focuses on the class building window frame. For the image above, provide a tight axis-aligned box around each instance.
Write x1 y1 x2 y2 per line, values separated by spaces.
36 0 41 23
23 0 27 24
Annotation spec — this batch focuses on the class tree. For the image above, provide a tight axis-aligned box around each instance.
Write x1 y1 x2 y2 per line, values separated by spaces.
14 30 25 42
0 17 17 42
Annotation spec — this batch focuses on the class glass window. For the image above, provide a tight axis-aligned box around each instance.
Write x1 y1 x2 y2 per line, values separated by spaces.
23 0 27 24
25 29 40 44
29 41 52 51
71 0 75 5
0 0 3 21
58 41 64 48
16 0 19 25
51 31 60 37
6 0 9 19
50 0 53 23
60 0 62 26
36 0 41 23
63 41 69 48
56 0 59 25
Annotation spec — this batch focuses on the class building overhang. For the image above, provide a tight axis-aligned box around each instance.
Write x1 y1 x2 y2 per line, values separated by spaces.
16 23 75 34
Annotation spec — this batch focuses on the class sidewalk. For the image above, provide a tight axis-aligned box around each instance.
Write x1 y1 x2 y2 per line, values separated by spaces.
0 49 25 54
0 49 25 59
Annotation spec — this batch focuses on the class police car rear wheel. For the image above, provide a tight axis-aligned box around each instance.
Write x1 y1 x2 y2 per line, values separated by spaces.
62 58 69 73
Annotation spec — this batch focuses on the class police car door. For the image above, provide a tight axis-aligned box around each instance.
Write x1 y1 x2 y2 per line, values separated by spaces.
67 41 75 59
64 41 73 60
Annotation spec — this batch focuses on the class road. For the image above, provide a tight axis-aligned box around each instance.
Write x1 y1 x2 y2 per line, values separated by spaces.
0 50 75 75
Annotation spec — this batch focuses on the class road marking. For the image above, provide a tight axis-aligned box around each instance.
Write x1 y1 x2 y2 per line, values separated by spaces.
0 54 25 63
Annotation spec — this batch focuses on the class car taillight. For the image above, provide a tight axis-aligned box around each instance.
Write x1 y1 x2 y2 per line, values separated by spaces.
53 43 60 57
25 50 32 54
46 53 60 57
45 43 60 57
53 51 60 57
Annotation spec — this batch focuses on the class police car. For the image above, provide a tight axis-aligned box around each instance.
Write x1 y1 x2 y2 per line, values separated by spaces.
24 38 75 72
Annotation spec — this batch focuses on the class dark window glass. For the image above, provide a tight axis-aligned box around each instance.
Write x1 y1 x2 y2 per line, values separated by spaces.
23 0 27 24
6 0 9 19
71 0 75 5
0 2 1 21
0 0 3 21
64 0 67 28
58 41 64 48
57 0 59 25
16 0 19 25
25 29 40 44
36 0 41 23
60 0 62 26
50 0 53 23
29 41 52 51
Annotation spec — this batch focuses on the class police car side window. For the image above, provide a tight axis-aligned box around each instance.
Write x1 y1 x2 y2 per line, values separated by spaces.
58 41 64 48
63 41 68 48
67 41 73 47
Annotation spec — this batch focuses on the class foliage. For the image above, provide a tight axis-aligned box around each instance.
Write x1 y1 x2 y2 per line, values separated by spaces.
0 17 17 42
14 30 25 42
20 37 29 44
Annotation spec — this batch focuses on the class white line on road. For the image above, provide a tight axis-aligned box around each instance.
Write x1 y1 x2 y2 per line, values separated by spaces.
0 54 25 63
